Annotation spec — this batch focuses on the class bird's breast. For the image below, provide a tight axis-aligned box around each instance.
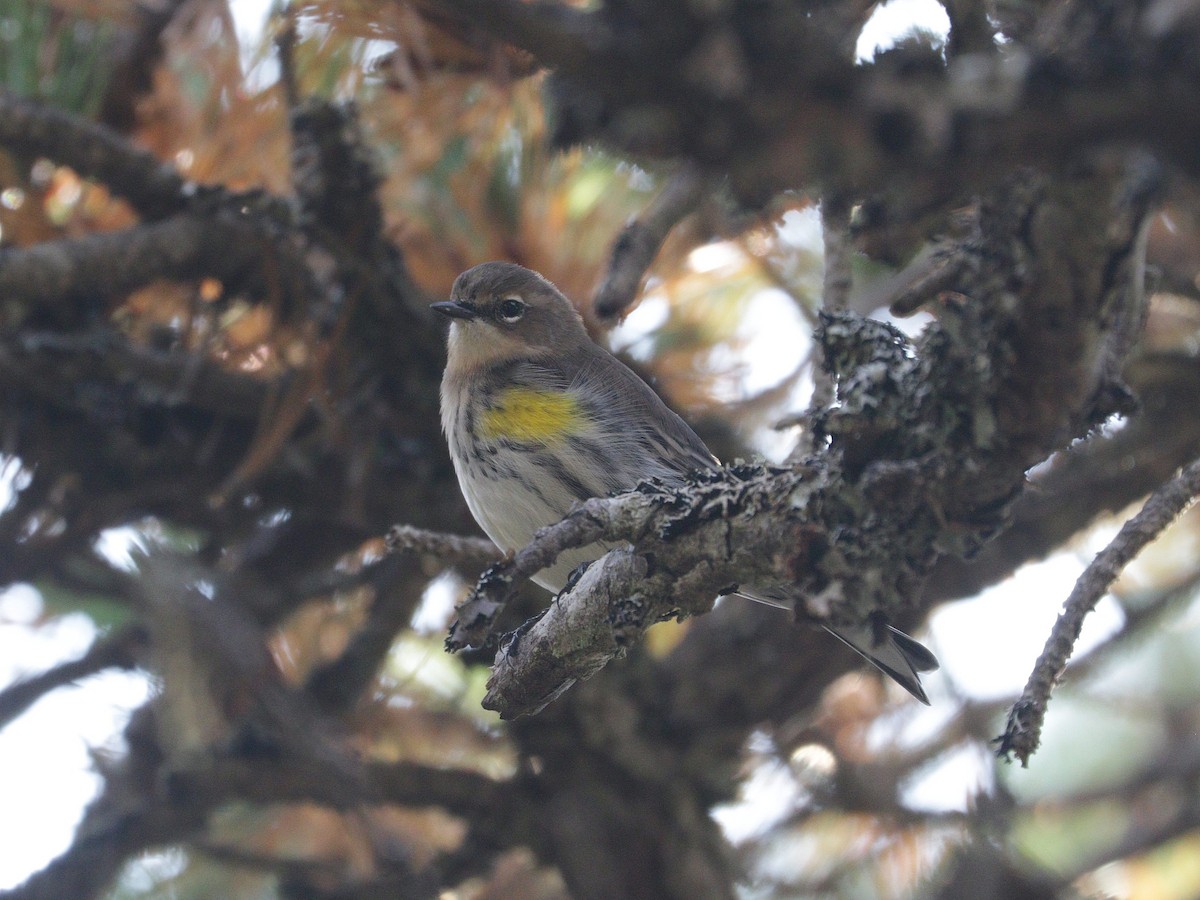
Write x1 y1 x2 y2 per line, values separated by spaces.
477 387 585 446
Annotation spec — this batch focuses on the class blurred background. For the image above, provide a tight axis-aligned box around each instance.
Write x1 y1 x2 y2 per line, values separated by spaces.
3 1 1200 897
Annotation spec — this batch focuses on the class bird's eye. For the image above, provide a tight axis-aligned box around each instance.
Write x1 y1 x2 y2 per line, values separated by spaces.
497 297 526 323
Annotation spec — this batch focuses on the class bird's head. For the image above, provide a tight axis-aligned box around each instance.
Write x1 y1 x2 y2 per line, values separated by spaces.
432 262 587 372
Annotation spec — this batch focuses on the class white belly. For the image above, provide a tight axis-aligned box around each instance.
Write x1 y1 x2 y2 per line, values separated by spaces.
452 452 620 594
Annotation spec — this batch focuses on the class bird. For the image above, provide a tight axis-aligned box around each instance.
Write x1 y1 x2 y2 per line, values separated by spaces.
433 261 938 703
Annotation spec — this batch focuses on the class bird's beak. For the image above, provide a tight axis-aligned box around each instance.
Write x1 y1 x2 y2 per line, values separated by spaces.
431 300 479 320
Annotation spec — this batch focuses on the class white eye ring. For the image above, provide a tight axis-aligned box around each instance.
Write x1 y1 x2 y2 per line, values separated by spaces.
497 296 526 323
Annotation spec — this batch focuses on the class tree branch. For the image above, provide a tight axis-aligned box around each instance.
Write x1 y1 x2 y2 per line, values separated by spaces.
0 625 146 732
793 196 853 455
421 0 608 72
450 160 1159 721
0 215 268 323
0 326 277 418
438 0 1197 206
304 556 427 712
997 456 1200 765
593 162 708 320
924 351 1200 604
0 89 188 219
385 524 497 569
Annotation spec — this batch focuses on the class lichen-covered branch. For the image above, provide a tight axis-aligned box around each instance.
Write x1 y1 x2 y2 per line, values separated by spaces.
451 159 1160 720
925 352 1200 604
997 456 1200 765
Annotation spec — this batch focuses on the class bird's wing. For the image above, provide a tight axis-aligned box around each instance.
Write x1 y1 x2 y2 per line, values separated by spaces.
560 342 718 476
497 343 716 498
501 346 714 498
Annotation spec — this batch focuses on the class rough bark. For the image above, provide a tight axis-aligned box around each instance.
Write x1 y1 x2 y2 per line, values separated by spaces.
3 0 1200 897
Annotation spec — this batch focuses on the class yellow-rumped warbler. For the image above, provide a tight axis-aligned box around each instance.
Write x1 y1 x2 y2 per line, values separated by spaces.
434 261 937 703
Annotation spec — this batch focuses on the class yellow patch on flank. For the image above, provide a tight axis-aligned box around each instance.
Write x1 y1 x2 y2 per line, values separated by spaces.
479 388 584 444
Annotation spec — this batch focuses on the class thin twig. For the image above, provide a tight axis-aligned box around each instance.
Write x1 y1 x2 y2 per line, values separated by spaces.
443 496 624 652
883 243 973 316
790 198 851 458
385 524 498 567
275 5 301 112
304 557 425 713
997 457 1200 765
593 162 707 320
429 0 608 71
820 198 853 315
0 626 147 732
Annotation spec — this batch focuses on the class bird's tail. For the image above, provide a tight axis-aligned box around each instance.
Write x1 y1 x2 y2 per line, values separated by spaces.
822 620 939 705
732 591 938 704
